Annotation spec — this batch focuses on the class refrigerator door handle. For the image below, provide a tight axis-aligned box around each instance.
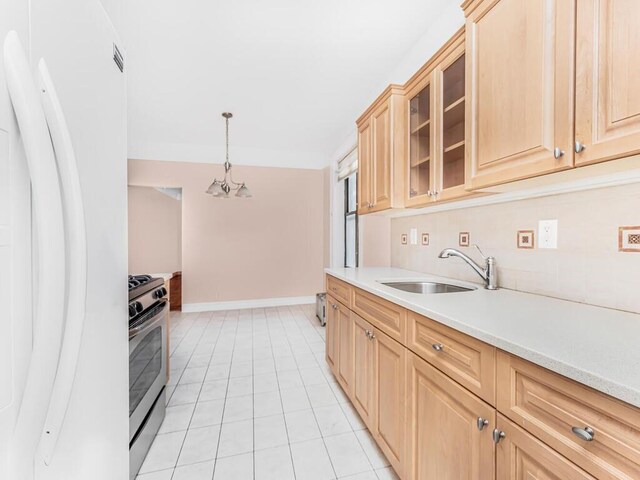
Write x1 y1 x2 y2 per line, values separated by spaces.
3 31 66 479
36 58 88 465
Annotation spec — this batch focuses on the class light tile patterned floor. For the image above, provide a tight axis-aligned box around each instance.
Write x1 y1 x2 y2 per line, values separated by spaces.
136 304 399 480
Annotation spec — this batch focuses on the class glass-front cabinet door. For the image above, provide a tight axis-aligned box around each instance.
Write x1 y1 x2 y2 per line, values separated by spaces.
436 45 467 201
406 76 435 206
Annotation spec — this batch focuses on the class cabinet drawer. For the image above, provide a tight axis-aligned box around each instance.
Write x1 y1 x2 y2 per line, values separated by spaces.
352 288 406 343
497 351 640 480
326 275 352 308
408 312 496 405
497 414 596 480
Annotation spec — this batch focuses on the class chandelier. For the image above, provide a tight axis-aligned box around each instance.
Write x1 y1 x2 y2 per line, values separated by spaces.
205 112 252 198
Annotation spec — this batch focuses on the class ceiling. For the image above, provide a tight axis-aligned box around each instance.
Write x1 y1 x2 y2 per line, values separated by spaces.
122 0 450 168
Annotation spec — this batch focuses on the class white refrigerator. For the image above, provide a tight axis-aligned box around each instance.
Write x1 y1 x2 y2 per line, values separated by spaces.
0 0 129 479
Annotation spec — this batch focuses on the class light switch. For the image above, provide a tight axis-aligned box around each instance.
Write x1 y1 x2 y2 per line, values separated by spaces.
410 228 418 245
538 219 558 249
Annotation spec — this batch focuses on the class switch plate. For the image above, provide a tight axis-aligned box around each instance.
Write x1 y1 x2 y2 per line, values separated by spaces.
410 228 418 245
538 220 558 249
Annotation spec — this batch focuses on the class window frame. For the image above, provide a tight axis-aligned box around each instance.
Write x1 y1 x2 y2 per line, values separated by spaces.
344 173 359 268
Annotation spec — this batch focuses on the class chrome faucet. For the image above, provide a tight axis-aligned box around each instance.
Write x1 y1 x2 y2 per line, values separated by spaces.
438 245 498 290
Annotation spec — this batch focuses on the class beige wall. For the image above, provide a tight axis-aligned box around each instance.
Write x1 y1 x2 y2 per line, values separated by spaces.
391 182 640 314
128 159 326 305
360 215 391 267
128 186 182 274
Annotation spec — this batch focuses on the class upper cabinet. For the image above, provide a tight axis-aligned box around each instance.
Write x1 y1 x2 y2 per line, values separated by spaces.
463 0 576 189
406 73 434 206
436 42 467 201
357 86 406 214
574 0 640 166
463 0 640 188
356 0 640 207
405 30 470 207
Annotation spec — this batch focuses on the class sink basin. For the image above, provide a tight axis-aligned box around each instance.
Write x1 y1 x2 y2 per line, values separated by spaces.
380 281 475 294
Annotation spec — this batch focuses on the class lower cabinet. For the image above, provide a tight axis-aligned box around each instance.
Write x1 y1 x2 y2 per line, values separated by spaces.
406 352 495 479
496 414 595 480
352 314 375 429
325 294 342 374
325 275 639 480
337 302 354 395
374 329 407 477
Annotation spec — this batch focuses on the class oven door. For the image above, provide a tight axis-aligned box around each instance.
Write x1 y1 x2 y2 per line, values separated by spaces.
128 300 167 442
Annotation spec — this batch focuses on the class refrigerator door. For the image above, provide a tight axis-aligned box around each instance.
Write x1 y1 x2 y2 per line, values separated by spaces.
3 31 66 480
37 58 89 466
29 0 129 479
0 4 33 479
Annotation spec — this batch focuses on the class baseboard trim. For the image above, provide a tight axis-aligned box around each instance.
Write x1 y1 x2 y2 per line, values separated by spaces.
182 295 316 313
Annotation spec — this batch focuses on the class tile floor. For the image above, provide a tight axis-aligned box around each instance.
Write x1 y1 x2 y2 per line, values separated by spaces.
137 304 399 480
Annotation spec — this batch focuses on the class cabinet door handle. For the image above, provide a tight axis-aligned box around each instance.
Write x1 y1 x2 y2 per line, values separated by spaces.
432 343 444 352
492 428 506 444
331 303 338 310
368 331 375 341
574 141 586 153
553 147 565 159
571 426 595 442
477 417 489 431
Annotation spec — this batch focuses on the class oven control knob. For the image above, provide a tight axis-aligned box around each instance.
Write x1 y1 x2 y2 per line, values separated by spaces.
134 301 143 313
154 289 163 299
128 304 137 318
161 287 167 296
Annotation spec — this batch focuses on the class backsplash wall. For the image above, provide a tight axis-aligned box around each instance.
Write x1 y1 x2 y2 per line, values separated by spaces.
390 182 640 314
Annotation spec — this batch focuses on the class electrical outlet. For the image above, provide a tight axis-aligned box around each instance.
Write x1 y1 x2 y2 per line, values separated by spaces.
538 219 558 249
410 228 418 245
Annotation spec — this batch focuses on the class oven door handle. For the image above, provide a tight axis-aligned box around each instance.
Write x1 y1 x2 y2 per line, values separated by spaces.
129 301 169 340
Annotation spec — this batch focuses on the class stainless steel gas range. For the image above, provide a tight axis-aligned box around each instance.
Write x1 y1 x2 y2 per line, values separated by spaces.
128 275 169 480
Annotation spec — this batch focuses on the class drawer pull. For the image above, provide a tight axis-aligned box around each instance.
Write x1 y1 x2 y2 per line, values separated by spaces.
492 428 505 444
476 417 489 431
331 287 338 292
432 343 444 352
554 147 565 159
571 426 595 442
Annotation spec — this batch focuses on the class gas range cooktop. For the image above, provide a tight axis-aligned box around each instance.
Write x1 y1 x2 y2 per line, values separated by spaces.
128 274 164 301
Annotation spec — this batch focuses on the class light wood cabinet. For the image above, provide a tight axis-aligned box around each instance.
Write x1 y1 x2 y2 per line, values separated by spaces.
405 69 435 206
405 29 471 207
497 351 640 479
352 287 406 343
496 414 596 480
574 0 640 166
326 274 640 480
357 118 373 214
327 275 351 308
406 352 495 479
325 294 341 373
408 311 496 406
337 302 354 395
374 328 407 477
463 0 576 188
352 313 375 429
434 42 467 202
357 85 406 214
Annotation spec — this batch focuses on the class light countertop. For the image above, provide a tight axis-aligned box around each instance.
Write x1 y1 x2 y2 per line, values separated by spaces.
325 267 640 408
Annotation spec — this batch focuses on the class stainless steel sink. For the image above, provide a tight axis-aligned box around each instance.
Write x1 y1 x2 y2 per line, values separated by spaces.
380 281 475 294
